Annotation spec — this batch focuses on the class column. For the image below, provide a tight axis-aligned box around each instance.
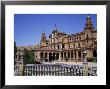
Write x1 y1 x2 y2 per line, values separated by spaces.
81 51 83 62
59 52 61 62
72 51 74 62
38 52 40 61
69 51 71 61
70 51 71 62
73 51 76 62
63 52 64 62
47 52 49 62
76 51 79 62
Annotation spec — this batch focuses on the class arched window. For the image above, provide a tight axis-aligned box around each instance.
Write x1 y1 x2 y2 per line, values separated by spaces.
78 51 81 58
78 43 81 48
56 53 59 59
61 52 63 58
57 45 59 49
68 52 70 58
93 50 97 57
45 52 47 58
62 44 65 49
74 51 76 58
64 52 66 58
71 52 73 58
40 52 43 58
68 44 70 49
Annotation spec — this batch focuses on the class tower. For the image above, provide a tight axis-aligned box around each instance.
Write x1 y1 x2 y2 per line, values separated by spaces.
40 32 46 48
84 14 94 30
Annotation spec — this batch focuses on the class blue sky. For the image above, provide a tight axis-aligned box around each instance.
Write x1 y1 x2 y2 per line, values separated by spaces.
14 14 97 46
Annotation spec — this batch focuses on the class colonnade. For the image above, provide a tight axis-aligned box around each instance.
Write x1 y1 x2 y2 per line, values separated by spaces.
35 50 84 62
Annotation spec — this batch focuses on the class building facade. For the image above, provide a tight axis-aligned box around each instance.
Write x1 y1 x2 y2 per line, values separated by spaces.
16 15 97 63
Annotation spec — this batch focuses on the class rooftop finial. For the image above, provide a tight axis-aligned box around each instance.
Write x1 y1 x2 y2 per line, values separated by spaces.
55 24 57 29
42 29 45 34
87 14 90 18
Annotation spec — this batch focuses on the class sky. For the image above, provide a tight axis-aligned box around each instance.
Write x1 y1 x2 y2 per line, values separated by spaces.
14 14 97 46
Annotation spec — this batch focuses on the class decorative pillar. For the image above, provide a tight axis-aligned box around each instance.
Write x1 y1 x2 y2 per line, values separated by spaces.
47 52 49 62
70 51 71 62
73 51 75 62
76 51 78 62
63 52 64 62
59 52 61 62
81 51 83 62
82 47 88 76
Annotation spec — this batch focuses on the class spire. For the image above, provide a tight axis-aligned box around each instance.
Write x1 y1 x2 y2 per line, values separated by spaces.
55 24 57 30
87 14 90 19
52 24 58 33
40 31 47 48
42 28 45 34
84 14 94 30
41 31 46 40
54 24 58 31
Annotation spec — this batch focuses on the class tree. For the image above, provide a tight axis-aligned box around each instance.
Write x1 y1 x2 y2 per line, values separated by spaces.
14 42 17 65
23 50 35 65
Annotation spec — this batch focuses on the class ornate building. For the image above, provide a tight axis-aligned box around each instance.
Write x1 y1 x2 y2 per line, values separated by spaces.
16 15 97 63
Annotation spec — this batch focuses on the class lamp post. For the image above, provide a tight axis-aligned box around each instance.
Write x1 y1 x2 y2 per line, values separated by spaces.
82 44 88 76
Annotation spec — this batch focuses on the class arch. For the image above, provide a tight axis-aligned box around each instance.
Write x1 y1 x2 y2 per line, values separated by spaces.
61 52 63 58
64 52 66 58
78 51 81 58
74 51 76 58
45 52 47 58
53 53 55 60
57 45 59 49
40 52 43 59
71 51 73 58
68 52 70 58
93 50 97 57
44 52 48 62
56 53 59 60
49 52 52 62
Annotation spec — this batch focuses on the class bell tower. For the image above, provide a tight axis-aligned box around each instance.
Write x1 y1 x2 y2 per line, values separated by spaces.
40 32 46 48
84 14 94 30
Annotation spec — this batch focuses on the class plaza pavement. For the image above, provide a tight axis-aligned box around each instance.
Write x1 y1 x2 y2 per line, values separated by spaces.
43 61 97 67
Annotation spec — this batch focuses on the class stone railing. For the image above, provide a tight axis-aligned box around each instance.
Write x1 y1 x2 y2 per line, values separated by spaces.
20 63 97 76
88 67 97 76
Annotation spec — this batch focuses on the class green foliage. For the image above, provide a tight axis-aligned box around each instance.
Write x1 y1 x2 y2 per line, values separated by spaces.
93 57 97 62
86 57 94 62
14 43 17 65
86 57 97 62
23 50 35 65
65 57 69 62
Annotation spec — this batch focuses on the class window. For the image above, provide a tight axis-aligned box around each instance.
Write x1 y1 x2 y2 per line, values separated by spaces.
68 44 70 49
62 44 65 49
86 34 89 39
45 52 47 58
74 51 76 58
71 52 73 58
68 52 70 58
78 43 81 48
79 37 81 40
78 51 81 58
54 45 55 49
61 52 63 58
16 55 17 58
64 52 66 57
57 45 59 49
